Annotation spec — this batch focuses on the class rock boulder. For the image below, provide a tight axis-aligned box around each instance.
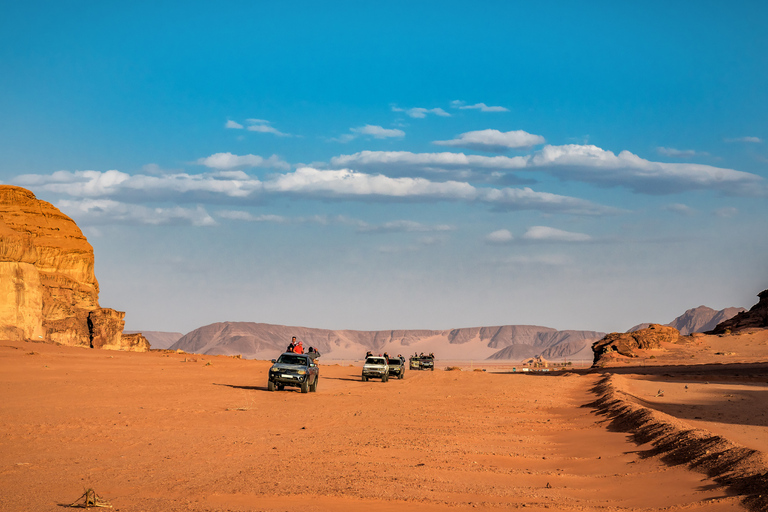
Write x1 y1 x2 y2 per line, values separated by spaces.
592 324 680 365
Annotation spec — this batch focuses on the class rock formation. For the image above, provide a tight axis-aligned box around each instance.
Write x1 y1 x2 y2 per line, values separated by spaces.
708 290 768 334
592 324 680 365
124 330 183 349
628 305 746 335
0 185 145 351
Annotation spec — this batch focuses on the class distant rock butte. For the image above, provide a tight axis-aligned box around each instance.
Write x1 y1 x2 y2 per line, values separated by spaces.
709 290 768 334
169 322 605 361
592 324 680 365
628 305 745 335
0 185 147 351
124 331 183 350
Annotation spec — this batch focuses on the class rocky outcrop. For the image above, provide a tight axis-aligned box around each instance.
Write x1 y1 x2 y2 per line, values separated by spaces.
0 185 141 351
592 324 680 365
118 333 151 352
708 290 768 334
628 305 745 335
124 330 182 349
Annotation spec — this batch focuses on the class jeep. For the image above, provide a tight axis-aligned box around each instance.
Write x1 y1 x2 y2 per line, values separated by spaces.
268 352 319 393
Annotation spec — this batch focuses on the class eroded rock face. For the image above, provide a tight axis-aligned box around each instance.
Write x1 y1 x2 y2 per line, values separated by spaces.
0 185 143 351
709 290 768 334
592 324 680 365
118 333 151 352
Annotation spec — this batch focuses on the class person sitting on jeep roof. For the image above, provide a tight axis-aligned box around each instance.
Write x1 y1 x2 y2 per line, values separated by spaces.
287 336 297 352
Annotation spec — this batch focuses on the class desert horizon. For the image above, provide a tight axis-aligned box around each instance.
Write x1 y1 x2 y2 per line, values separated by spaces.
3 3 768 510
2 334 768 511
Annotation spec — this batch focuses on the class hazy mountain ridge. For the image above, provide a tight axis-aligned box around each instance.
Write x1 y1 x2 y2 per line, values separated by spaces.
628 305 745 335
170 322 606 361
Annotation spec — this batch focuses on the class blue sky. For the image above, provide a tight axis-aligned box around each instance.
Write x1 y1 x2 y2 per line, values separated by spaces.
2 1 766 334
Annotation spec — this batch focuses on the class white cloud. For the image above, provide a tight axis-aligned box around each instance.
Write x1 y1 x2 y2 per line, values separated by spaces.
529 144 765 195
484 229 514 244
264 167 475 199
238 119 290 136
657 147 709 158
57 199 216 226
330 150 528 180
724 136 762 143
522 226 591 242
434 129 545 152
451 100 509 112
351 125 405 139
13 165 614 216
266 167 613 215
195 152 290 171
224 118 289 135
392 106 451 118
14 168 264 200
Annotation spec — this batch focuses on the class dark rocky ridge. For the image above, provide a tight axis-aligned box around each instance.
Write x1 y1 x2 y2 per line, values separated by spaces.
709 290 768 334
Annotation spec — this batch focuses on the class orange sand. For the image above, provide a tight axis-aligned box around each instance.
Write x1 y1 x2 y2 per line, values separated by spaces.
1 340 764 511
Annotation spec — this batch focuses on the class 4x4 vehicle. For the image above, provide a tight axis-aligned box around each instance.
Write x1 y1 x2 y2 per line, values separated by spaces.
268 352 319 393
409 355 435 371
362 356 389 382
387 357 405 379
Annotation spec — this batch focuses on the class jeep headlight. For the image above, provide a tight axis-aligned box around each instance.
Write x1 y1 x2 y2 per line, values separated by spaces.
296 370 306 375
270 368 279 372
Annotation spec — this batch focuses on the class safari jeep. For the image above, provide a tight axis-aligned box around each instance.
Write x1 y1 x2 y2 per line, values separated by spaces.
268 352 319 393
362 356 389 382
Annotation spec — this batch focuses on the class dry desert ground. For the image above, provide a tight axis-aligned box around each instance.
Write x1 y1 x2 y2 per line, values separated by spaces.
1 340 767 512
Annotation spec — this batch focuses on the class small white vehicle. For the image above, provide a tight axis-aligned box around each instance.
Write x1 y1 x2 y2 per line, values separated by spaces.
362 356 389 382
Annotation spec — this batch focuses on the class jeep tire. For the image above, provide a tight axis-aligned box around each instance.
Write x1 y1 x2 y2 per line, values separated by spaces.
310 376 318 393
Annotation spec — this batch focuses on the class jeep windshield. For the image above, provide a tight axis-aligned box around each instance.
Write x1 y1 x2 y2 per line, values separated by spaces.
365 358 386 365
387 359 401 365
277 354 309 366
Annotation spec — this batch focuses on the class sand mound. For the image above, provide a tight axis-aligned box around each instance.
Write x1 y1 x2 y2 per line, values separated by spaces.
589 374 768 511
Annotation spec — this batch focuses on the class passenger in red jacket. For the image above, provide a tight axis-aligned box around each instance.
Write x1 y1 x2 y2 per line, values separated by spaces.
293 341 304 354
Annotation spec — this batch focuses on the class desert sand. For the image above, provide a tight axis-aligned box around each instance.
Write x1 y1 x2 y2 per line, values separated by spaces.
2 340 767 512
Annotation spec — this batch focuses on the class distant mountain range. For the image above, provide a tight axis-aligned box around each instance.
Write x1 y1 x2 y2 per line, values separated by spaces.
137 303 746 361
628 305 745 335
167 322 606 361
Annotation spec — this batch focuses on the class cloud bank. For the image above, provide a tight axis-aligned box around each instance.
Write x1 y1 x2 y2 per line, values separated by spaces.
333 144 765 195
13 165 613 217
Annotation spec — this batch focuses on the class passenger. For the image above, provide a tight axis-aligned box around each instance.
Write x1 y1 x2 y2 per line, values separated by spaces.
366 351 372 358
293 341 304 354
287 336 297 353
